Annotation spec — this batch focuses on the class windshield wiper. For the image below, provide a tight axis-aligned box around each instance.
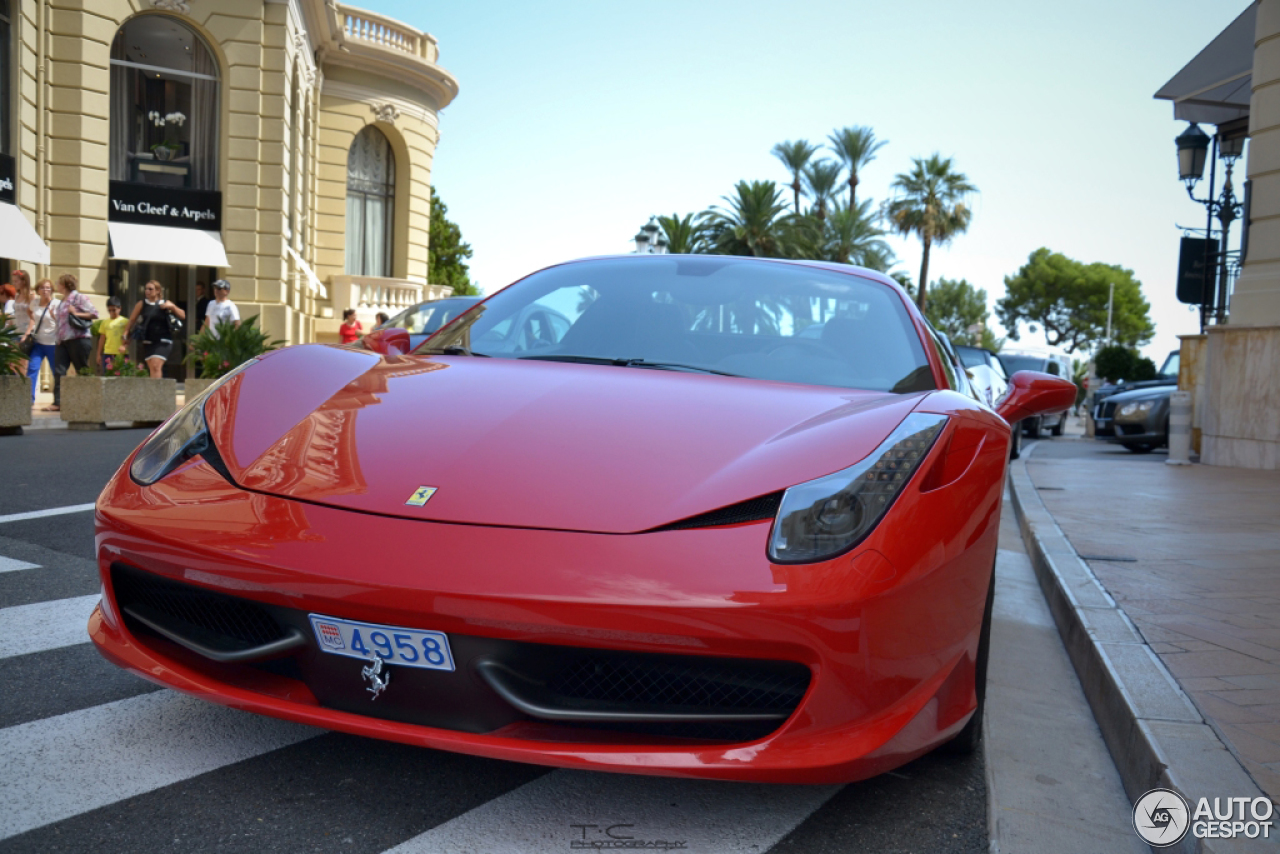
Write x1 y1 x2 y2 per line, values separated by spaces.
615 359 742 377
439 345 490 357
518 354 739 377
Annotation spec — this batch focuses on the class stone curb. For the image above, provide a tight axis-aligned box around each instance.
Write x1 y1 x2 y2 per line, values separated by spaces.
1008 444 1276 853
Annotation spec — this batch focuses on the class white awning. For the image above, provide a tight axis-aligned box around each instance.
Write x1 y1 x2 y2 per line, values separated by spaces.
1154 4 1255 125
108 221 229 268
0 202 51 265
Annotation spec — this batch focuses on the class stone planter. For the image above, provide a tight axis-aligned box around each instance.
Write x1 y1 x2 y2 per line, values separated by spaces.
183 378 217 401
60 377 178 430
0 374 33 435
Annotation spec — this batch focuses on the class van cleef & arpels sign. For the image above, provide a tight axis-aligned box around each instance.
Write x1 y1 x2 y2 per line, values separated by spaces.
108 181 221 231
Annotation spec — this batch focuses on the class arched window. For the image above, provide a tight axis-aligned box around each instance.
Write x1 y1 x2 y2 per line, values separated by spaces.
0 0 10 157
110 15 219 190
346 126 395 277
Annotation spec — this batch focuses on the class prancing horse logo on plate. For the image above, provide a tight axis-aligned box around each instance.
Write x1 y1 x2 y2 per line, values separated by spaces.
405 486 438 507
361 656 391 700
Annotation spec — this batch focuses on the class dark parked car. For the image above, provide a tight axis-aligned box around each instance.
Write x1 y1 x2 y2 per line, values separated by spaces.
1100 384 1173 453
1091 351 1179 438
378 296 482 349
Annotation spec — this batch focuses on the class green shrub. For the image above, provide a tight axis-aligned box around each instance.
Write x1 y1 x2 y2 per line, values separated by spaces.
0 315 23 376
185 315 284 379
1095 345 1156 383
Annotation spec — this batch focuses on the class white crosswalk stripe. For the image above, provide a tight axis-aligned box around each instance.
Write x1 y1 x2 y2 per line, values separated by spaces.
0 556 40 573
0 503 96 524
387 770 840 854
0 691 321 840
0 594 101 658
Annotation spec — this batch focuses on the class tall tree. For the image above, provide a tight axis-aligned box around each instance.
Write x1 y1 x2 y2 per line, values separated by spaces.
656 213 706 254
828 125 887 207
428 187 478 296
884 154 976 312
771 140 821 214
802 159 842 222
823 200 890 266
701 181 790 257
922 277 989 345
996 248 1155 353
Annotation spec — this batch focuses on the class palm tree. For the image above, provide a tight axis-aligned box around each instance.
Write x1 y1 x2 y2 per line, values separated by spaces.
828 126 887 207
824 200 891 266
656 213 706 254
771 140 821 214
701 180 790 257
884 154 976 312
802 159 842 222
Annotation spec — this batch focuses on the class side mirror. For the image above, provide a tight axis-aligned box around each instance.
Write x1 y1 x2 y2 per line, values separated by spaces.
361 327 412 356
996 371 1076 426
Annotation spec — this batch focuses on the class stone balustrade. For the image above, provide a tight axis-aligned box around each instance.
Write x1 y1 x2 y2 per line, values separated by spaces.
339 6 439 62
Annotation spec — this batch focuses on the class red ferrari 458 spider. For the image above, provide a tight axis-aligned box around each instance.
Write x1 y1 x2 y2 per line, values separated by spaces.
90 255 1074 783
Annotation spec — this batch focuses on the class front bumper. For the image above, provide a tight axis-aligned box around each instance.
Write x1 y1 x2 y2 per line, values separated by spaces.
92 451 1001 784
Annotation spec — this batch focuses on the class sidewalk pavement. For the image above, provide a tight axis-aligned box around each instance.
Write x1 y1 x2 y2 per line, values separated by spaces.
1010 416 1280 851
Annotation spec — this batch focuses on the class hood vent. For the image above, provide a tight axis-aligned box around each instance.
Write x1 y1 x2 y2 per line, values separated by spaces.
651 492 782 532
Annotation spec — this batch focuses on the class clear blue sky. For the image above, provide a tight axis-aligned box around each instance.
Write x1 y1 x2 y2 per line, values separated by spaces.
370 0 1246 361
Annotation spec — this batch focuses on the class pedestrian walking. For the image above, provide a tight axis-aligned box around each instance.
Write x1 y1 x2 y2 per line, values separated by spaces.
202 279 240 338
48 274 98 411
339 308 363 343
24 279 57 402
124 280 185 380
194 281 211 333
6 271 34 378
94 296 129 372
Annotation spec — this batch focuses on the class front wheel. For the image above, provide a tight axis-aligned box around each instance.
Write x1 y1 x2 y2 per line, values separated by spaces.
1049 412 1066 437
941 565 995 755
1008 423 1022 460
1023 416 1042 439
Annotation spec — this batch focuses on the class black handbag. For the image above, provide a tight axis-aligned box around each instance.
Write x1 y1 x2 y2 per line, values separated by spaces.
18 335 36 357
67 295 94 331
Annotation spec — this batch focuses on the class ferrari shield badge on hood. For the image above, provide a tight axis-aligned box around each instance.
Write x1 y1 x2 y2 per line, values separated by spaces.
405 486 437 507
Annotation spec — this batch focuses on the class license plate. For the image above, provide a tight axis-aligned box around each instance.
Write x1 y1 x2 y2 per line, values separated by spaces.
308 614 455 671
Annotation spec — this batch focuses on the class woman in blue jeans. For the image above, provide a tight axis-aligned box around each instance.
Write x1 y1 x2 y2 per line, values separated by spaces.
24 279 59 403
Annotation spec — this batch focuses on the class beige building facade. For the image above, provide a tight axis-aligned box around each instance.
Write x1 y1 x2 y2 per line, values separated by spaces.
1161 1 1280 470
0 0 456 375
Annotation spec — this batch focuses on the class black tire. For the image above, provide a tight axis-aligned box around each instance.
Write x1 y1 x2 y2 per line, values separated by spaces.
1008 423 1021 460
1122 442 1155 454
1048 412 1066 437
942 565 995 755
1023 416 1042 439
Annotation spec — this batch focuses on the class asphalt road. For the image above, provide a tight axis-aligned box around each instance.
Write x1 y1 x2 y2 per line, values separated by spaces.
0 426 989 854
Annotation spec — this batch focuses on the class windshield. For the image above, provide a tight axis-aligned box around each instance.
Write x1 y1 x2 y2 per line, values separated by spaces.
955 346 986 369
384 298 481 336
1159 352 1180 378
417 256 935 393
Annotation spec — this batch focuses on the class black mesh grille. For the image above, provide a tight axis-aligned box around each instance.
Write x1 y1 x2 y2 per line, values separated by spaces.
652 492 782 532
548 654 808 712
112 564 288 650
1100 400 1117 418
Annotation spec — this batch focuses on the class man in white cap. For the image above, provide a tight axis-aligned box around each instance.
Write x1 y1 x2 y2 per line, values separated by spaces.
203 278 241 339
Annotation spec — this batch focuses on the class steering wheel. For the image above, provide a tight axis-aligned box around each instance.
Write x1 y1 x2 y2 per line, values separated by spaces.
765 339 844 360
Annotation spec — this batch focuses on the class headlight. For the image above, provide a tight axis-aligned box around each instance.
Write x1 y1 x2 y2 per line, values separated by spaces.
129 360 255 485
1116 400 1155 420
768 412 948 564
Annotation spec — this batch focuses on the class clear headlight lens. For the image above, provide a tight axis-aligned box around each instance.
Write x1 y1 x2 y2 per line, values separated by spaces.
1117 400 1155 419
768 412 948 564
129 360 256 486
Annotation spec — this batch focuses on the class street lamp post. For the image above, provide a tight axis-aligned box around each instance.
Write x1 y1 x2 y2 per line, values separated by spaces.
632 216 669 254
1176 122 1244 326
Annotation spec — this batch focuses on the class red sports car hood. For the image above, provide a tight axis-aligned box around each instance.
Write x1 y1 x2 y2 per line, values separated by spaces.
204 345 925 533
